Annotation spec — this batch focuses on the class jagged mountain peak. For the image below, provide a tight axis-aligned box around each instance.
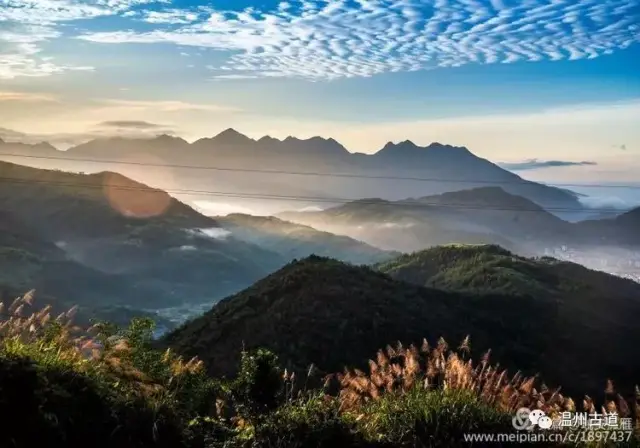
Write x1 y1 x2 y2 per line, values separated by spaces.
380 140 419 152
257 135 281 144
280 135 349 154
378 140 472 156
212 128 254 144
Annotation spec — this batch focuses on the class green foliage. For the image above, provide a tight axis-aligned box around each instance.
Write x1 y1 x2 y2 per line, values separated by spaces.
232 349 284 417
249 394 373 448
0 309 221 448
355 388 512 447
376 244 553 295
0 343 188 448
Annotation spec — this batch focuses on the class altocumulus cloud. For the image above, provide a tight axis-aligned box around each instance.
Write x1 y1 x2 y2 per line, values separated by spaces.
76 0 640 80
1 0 639 80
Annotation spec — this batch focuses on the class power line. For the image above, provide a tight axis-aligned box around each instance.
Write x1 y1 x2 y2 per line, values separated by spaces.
1 152 639 190
0 175 631 215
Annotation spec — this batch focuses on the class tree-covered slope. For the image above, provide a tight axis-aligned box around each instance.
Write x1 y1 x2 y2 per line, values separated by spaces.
376 243 640 297
0 210 175 328
0 161 286 306
165 254 640 396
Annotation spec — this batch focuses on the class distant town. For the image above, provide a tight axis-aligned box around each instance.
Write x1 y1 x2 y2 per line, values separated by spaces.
543 246 640 283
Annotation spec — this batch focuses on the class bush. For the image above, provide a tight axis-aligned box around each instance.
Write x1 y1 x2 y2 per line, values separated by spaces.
249 394 373 448
231 349 284 418
356 388 511 447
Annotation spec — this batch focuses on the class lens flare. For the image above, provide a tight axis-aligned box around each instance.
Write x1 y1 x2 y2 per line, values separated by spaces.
100 152 176 218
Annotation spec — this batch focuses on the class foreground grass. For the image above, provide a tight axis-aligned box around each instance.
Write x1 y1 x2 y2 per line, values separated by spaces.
0 293 639 447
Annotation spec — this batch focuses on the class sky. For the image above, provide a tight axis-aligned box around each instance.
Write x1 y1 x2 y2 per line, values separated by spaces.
1 0 639 181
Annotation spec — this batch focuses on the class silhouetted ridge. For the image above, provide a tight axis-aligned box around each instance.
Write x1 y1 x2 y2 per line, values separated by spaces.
152 134 188 145
417 186 545 208
616 205 640 224
257 135 280 143
211 128 254 145
11 127 582 210
377 140 420 155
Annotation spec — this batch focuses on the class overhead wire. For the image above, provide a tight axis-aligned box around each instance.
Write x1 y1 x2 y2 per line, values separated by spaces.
0 151 638 190
0 175 632 215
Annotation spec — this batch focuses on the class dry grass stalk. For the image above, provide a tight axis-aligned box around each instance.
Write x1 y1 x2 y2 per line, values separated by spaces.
0 292 206 401
334 336 640 429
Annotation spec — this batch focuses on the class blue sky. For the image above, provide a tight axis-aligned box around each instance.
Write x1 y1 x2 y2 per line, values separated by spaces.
1 0 639 181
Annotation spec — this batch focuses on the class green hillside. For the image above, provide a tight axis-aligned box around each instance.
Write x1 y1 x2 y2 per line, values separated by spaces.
0 210 174 328
165 254 640 396
376 243 640 297
0 161 285 306
377 244 640 392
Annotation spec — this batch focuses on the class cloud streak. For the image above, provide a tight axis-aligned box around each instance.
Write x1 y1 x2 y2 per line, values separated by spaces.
75 0 640 80
500 159 597 171
98 120 166 129
95 98 242 113
0 90 58 102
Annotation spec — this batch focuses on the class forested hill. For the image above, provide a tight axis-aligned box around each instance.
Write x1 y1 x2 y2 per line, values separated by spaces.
165 254 640 396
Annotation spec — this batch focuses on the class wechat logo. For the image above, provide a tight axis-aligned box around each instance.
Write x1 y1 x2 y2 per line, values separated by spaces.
512 408 553 430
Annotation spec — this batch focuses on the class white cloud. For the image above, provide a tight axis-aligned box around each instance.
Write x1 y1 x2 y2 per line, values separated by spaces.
0 22 92 78
0 0 166 78
76 0 640 80
185 227 232 240
0 47 94 79
141 9 201 24
297 205 325 212
578 194 635 210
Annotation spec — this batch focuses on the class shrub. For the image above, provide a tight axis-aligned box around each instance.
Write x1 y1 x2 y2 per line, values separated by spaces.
231 348 284 418
249 394 375 448
355 388 511 447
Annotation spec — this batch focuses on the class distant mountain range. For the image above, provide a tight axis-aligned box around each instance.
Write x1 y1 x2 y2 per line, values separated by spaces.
165 248 640 396
574 206 640 246
278 186 640 253
278 187 573 253
0 129 582 215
